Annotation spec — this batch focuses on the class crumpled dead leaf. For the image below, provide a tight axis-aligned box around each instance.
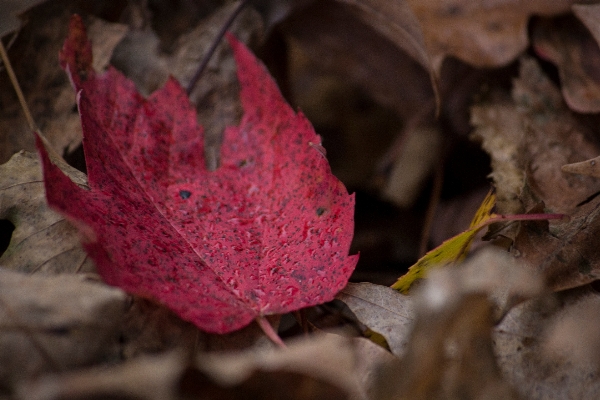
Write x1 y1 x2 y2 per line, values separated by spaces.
494 286 600 399
472 57 600 215
0 5 127 164
381 124 442 208
0 0 48 38
543 291 600 369
198 333 363 399
532 15 600 113
21 334 389 400
379 247 538 400
0 150 94 274
471 97 525 215
471 56 600 292
337 282 414 357
282 1 433 120
334 0 439 103
19 350 187 400
512 198 600 292
0 269 126 391
406 0 573 75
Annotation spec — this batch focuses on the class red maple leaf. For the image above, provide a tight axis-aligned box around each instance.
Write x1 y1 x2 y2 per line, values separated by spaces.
36 15 358 334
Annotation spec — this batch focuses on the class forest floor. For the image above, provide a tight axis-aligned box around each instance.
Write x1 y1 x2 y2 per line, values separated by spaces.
2 1 600 399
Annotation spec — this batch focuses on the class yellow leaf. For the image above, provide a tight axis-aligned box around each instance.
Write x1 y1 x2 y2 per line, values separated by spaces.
391 191 497 293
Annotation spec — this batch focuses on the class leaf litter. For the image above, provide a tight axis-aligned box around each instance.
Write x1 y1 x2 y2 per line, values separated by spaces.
3 1 600 399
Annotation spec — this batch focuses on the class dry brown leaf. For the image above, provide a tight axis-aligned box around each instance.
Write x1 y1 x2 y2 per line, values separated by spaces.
0 6 127 164
389 247 535 400
19 350 186 400
532 15 600 113
512 198 600 292
471 99 525 215
198 333 366 399
573 3 600 46
0 0 48 37
381 124 442 208
283 1 433 119
336 282 414 357
407 0 573 74
0 269 126 391
22 339 359 400
472 57 600 215
562 155 600 178
0 151 94 274
514 58 600 212
544 292 600 369
472 58 600 292
494 287 600 399
334 0 439 103
353 337 399 400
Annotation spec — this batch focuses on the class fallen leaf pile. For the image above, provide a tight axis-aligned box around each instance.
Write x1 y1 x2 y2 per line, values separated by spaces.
3 1 600 399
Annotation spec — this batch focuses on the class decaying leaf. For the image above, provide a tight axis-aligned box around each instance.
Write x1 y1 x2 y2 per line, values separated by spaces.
391 190 495 292
387 248 536 400
0 150 94 274
381 124 442 208
389 190 553 294
334 0 439 104
473 57 600 215
0 269 126 391
22 334 379 400
0 0 48 38
0 7 127 164
38 15 357 334
406 0 573 74
19 351 187 400
337 282 414 357
512 198 600 292
283 1 434 120
532 15 600 113
494 287 600 398
511 57 600 213
198 333 363 399
561 155 600 178
470 99 525 215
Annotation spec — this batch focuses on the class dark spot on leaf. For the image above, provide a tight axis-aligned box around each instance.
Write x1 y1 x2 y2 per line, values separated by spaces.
316 207 326 216
238 159 247 167
0 219 15 257
180 190 192 199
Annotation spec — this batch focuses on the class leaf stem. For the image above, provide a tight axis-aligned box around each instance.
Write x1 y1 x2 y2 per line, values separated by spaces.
0 41 37 132
488 212 567 225
256 316 287 348
186 0 250 95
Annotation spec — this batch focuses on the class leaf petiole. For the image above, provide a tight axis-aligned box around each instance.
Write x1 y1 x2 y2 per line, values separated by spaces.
255 316 287 348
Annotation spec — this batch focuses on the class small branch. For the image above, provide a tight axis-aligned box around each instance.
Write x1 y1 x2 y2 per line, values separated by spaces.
419 163 444 256
186 0 251 95
0 40 37 132
489 213 567 224
256 316 286 348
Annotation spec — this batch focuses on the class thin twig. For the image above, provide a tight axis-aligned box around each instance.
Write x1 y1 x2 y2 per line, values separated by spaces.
186 0 251 96
419 162 444 256
0 41 37 132
256 316 287 348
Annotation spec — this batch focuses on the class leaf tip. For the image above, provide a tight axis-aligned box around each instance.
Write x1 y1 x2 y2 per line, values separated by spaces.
59 14 93 86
